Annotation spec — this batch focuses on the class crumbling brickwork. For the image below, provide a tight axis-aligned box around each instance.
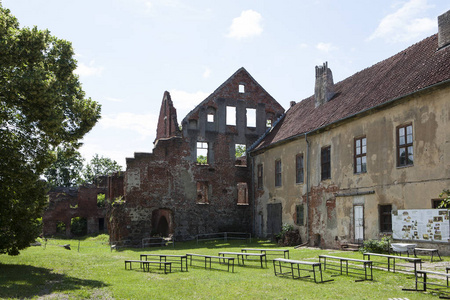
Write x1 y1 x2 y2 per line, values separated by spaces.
44 179 109 237
107 68 284 244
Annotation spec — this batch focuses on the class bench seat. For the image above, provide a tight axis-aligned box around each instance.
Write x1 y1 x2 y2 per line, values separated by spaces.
273 258 333 283
186 253 235 272
319 255 373 281
413 248 442 262
124 260 172 274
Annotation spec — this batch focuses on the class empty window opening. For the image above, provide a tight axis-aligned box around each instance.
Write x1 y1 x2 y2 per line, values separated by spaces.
235 144 247 166
71 217 87 236
97 193 105 208
237 182 249 205
235 144 246 158
197 142 208 164
56 221 66 235
197 181 209 204
266 119 272 127
207 107 216 123
247 108 256 127
226 106 236 126
239 84 245 93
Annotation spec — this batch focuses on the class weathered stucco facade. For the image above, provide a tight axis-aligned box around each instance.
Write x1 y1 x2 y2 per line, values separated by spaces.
252 84 450 248
107 68 284 244
250 13 450 252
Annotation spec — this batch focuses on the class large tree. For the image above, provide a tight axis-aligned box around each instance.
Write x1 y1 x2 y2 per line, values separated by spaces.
0 5 101 255
82 154 122 185
43 147 84 188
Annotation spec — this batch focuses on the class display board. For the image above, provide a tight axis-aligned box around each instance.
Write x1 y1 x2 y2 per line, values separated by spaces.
392 209 449 242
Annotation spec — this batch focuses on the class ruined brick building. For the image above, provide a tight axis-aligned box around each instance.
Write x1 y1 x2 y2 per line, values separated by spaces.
249 11 450 252
44 177 108 236
107 68 284 243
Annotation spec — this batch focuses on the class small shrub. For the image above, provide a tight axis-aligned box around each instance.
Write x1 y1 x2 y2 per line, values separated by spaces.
360 235 392 253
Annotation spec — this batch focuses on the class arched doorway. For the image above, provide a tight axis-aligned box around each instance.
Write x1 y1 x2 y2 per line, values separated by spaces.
156 216 169 237
151 209 173 237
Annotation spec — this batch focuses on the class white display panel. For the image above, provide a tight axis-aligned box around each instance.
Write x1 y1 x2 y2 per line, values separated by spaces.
392 209 449 242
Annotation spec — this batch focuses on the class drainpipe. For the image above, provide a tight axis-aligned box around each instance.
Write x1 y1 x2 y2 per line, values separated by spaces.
251 155 256 237
305 133 311 245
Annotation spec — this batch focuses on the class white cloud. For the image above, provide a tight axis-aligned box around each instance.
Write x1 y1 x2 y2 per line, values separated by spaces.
103 96 123 103
367 0 436 43
100 112 157 138
203 67 211 78
75 61 104 77
169 89 209 119
316 42 338 52
226 10 263 39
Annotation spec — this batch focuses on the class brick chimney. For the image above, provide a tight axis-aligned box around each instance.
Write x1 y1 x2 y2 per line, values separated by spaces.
438 10 450 49
314 62 335 108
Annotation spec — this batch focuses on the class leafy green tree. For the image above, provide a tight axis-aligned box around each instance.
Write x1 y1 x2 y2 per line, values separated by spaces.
235 144 246 157
43 147 84 187
0 5 101 255
82 154 122 184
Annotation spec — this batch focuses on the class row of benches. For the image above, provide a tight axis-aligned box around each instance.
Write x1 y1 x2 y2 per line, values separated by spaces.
124 248 289 273
124 247 447 297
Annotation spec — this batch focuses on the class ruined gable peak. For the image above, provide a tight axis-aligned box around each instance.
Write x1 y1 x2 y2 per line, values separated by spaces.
314 62 335 108
155 91 180 142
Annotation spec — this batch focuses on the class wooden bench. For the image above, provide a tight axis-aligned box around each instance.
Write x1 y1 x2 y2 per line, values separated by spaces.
241 248 289 259
273 258 333 283
403 269 450 298
219 251 267 268
363 252 422 274
413 247 442 262
319 255 373 282
140 254 188 272
186 253 235 272
124 260 172 274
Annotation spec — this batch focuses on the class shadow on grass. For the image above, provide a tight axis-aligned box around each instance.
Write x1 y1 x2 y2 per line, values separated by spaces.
0 264 108 299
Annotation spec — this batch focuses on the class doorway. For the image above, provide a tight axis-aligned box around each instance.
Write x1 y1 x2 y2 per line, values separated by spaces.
267 203 282 238
354 205 364 243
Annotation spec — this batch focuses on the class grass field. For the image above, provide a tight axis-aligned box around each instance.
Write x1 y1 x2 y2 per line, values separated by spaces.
0 235 446 299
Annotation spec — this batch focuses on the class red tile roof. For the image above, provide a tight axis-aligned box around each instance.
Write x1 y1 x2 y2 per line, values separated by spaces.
254 34 450 151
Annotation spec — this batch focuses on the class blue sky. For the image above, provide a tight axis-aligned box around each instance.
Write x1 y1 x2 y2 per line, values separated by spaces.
3 0 448 167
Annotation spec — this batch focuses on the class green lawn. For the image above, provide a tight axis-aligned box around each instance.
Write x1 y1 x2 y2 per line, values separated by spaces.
0 235 445 299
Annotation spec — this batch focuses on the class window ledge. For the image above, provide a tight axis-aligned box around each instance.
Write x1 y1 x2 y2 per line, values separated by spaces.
196 202 209 205
396 164 413 169
237 203 249 206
